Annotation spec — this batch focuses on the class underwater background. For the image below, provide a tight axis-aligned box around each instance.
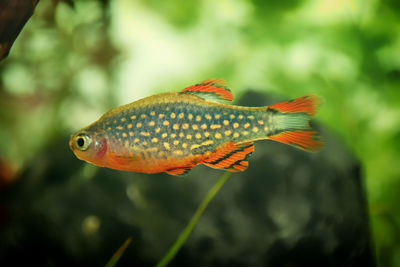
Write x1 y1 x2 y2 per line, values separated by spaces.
0 0 399 266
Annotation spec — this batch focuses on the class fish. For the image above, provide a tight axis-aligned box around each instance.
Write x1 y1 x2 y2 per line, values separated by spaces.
69 79 323 175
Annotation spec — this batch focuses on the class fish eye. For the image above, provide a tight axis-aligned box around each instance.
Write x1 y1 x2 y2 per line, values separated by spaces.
74 134 92 151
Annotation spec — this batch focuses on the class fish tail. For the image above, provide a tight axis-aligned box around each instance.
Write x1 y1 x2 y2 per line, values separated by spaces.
266 95 323 152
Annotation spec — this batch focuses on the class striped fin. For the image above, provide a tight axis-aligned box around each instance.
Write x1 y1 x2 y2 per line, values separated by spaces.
165 166 193 175
268 131 322 152
268 95 320 116
180 79 233 102
203 142 254 172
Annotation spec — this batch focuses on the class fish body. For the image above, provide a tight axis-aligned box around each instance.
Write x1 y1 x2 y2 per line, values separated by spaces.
69 79 322 175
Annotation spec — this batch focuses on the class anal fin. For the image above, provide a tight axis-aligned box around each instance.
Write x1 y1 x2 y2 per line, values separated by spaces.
203 142 254 172
225 159 249 172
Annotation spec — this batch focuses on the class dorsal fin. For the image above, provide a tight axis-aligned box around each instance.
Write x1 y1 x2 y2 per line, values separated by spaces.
203 142 254 172
180 79 234 103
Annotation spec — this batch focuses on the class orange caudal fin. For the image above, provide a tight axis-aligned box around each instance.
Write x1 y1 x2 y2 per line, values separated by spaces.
268 131 323 152
267 95 323 152
268 94 321 116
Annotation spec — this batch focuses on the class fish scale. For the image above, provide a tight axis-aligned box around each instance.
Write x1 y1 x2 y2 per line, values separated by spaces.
70 79 322 175
103 103 266 159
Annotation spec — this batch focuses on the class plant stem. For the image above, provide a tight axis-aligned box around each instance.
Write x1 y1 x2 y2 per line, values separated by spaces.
105 237 132 267
156 171 233 267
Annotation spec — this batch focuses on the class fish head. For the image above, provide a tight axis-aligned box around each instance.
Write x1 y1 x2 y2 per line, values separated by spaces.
69 128 108 166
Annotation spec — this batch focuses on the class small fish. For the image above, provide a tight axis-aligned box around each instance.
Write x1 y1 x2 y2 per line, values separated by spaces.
69 79 323 175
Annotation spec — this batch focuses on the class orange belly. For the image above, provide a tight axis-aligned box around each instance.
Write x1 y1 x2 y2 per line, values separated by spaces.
103 151 207 174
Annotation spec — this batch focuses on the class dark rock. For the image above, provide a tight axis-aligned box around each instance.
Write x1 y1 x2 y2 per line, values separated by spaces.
0 91 374 267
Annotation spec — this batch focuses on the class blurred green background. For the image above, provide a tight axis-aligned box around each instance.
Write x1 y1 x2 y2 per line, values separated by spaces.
0 0 399 266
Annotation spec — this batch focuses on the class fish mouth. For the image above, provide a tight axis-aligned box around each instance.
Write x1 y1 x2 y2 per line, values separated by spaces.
69 134 77 151
69 136 74 150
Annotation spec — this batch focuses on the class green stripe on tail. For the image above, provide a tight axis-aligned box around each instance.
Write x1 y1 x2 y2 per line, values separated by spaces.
268 95 323 152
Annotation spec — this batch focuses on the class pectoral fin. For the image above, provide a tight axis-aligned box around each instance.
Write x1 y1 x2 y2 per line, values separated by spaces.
165 166 193 175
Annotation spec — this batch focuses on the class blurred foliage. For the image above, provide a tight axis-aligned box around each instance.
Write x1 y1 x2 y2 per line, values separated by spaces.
0 0 399 266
